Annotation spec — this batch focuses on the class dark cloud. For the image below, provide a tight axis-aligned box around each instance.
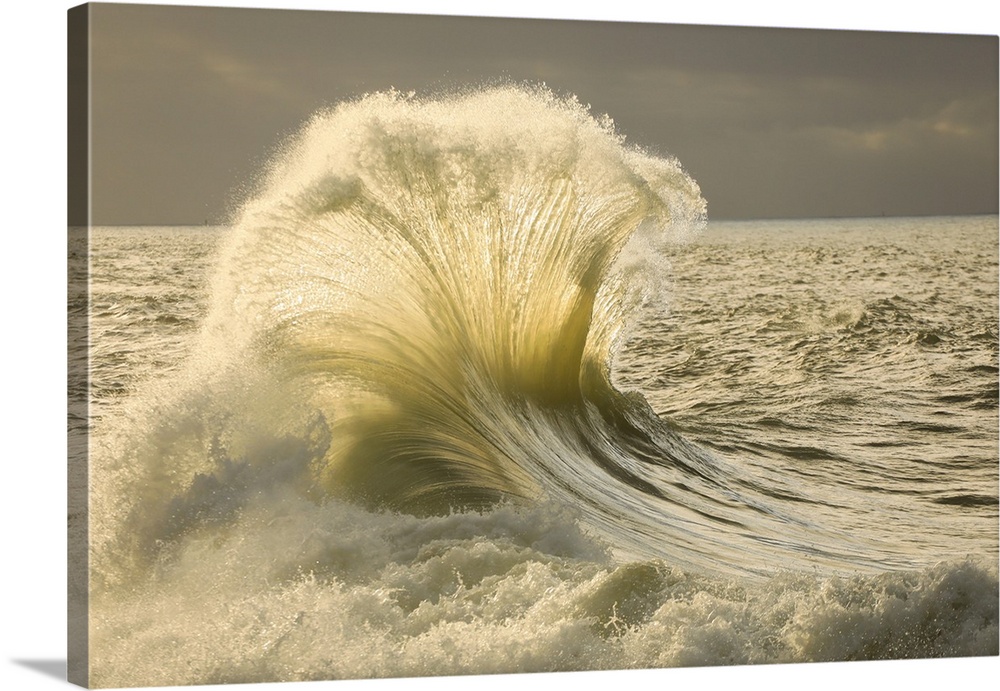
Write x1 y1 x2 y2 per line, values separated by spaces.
85 3 998 223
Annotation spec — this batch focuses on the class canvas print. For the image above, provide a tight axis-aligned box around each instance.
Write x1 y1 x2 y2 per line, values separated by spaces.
68 3 999 688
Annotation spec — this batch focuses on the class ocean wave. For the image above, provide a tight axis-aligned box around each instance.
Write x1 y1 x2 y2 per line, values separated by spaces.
87 86 998 685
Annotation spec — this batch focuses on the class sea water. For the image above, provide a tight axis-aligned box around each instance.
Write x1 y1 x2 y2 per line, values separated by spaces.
76 86 998 687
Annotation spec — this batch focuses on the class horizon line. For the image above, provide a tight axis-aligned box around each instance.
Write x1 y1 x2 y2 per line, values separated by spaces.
80 211 1000 228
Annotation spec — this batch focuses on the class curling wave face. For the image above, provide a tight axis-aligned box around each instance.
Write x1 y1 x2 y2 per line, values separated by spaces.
207 85 708 509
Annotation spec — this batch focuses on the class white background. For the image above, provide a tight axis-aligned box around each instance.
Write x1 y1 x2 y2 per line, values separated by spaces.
3 1 998 690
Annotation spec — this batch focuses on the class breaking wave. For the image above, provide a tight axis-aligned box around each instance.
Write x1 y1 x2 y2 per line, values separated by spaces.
87 86 997 686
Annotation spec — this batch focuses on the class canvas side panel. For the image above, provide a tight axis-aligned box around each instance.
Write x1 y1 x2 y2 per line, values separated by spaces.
67 3 91 688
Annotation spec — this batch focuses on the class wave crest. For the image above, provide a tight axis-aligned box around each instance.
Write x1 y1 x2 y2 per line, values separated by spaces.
194 85 706 513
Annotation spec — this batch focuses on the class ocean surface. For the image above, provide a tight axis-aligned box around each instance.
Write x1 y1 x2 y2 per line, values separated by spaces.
74 87 998 687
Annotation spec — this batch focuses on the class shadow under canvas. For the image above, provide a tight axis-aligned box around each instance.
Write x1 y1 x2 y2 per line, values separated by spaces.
13 659 68 682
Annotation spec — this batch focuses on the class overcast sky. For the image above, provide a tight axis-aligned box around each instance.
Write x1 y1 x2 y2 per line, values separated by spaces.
83 2 997 224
